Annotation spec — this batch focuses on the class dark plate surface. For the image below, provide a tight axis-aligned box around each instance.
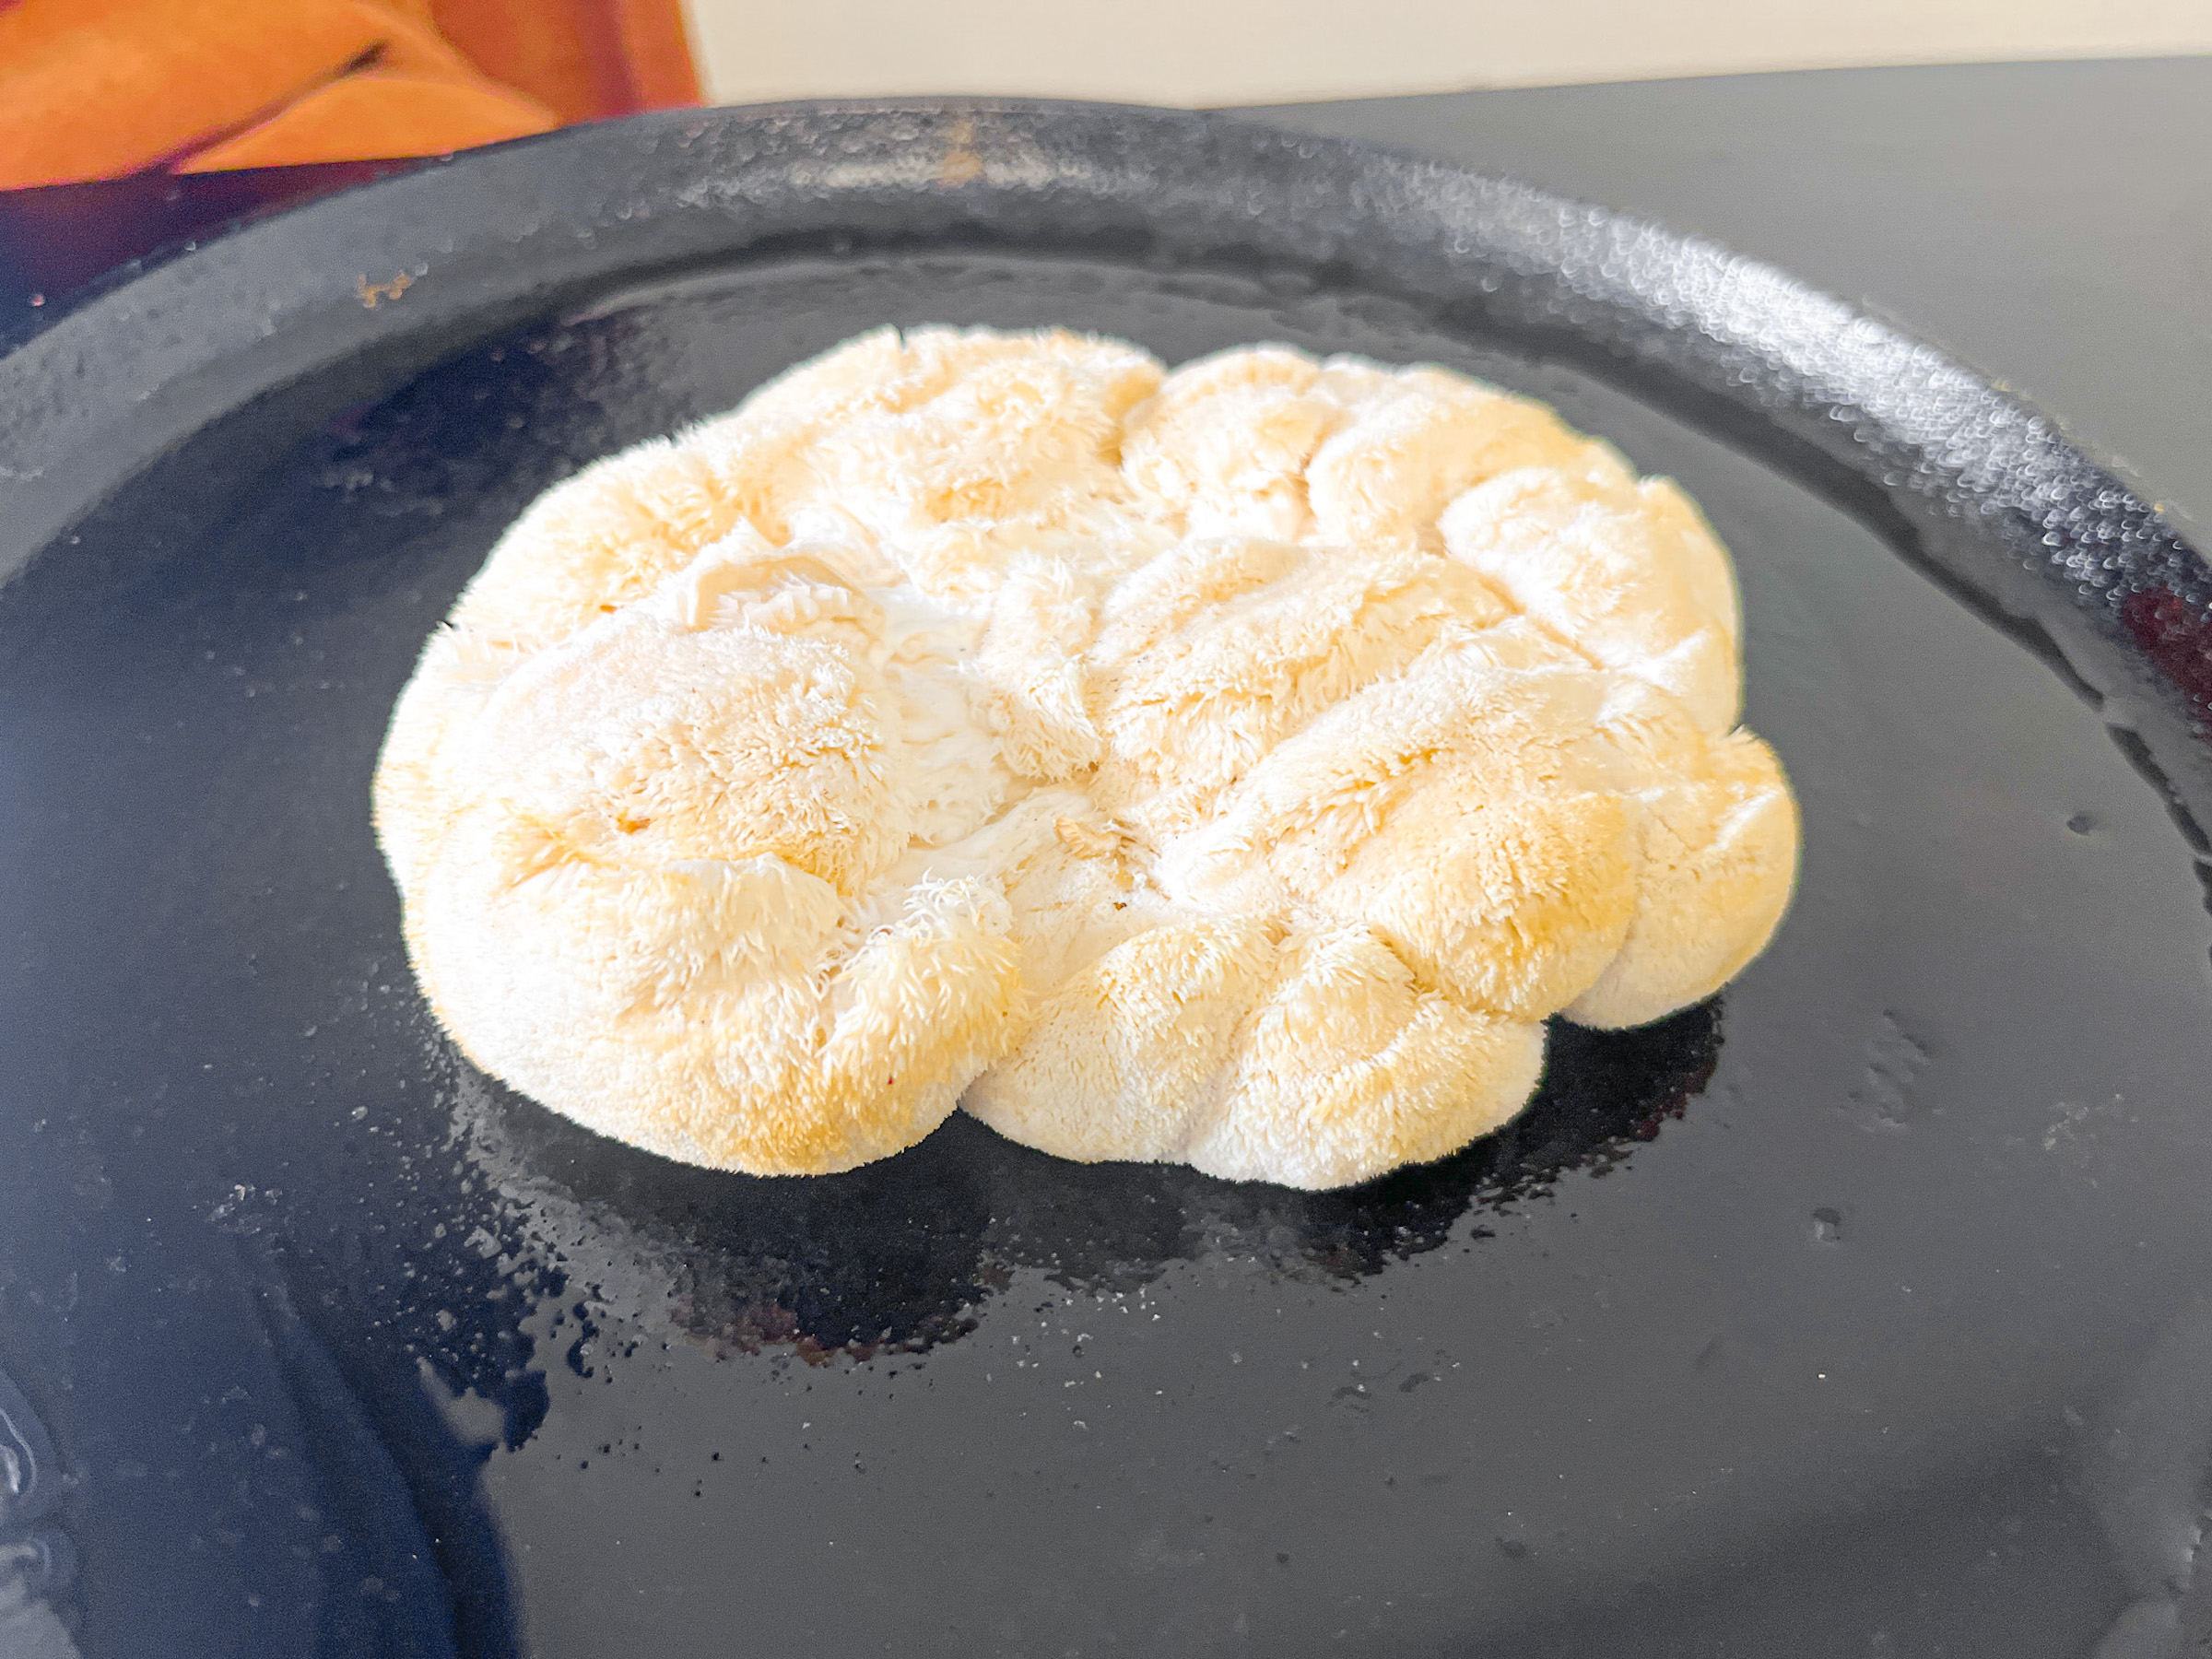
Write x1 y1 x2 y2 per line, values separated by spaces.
4 101 2212 1658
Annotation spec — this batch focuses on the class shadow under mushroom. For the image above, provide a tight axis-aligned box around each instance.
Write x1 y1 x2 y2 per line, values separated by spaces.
452 1001 1724 1366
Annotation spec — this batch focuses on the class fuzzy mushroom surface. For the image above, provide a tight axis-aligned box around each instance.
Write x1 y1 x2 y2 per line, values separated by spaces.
374 326 1798 1188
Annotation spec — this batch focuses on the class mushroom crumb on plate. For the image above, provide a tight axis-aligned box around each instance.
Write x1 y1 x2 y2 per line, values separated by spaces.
373 325 1798 1188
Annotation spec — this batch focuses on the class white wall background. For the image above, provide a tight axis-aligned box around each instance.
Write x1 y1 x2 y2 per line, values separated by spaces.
682 0 2212 108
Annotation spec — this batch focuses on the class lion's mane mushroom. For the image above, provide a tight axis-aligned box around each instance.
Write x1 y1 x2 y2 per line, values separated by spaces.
375 327 1797 1187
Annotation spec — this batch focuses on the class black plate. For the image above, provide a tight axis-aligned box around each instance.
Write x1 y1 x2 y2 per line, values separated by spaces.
5 101 2212 1658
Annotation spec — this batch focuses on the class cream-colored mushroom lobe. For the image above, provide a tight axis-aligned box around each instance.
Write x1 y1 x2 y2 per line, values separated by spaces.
373 326 1798 1187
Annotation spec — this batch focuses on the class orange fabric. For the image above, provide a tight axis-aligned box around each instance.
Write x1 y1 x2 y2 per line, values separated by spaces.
0 0 393 186
179 71 557 172
430 0 611 125
0 0 694 186
430 0 699 124
611 0 701 110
